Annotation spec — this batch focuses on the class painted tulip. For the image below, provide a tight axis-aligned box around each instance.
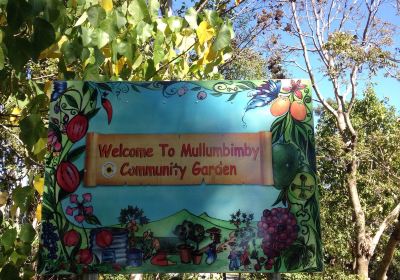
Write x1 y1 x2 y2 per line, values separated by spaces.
270 96 290 117
96 229 113 248
56 161 80 193
76 249 93 265
66 114 88 143
63 230 80 247
290 101 307 121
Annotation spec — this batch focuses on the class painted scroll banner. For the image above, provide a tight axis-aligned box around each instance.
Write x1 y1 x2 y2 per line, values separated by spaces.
84 132 273 186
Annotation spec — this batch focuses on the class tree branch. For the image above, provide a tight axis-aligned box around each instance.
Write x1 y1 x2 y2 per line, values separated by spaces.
370 203 400 256
291 1 338 117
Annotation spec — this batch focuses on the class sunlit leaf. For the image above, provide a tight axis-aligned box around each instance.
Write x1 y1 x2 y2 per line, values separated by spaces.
36 203 42 221
197 21 215 45
33 176 44 195
100 0 113 12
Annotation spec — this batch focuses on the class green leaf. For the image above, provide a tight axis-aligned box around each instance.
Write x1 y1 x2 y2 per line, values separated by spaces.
0 47 4 70
212 22 234 53
148 0 160 21
1 228 17 251
19 114 46 150
136 21 153 43
64 94 79 109
167 16 183 32
114 10 127 29
66 145 86 162
19 224 35 243
87 5 106 28
144 59 156 80
127 0 150 25
99 17 118 41
153 31 165 65
85 214 101 225
6 0 32 30
0 263 20 280
32 17 56 57
185 8 198 29
12 187 34 212
204 10 222 27
61 40 83 64
5 37 32 71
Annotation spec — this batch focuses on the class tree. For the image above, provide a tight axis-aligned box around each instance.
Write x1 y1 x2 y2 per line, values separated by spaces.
316 90 400 279
0 0 234 277
261 0 400 278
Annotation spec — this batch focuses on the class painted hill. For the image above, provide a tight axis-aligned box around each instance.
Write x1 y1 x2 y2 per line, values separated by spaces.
136 209 235 238
198 212 237 230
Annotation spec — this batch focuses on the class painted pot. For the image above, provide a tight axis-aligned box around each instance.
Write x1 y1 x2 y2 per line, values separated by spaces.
177 244 193 264
192 250 203 265
127 248 143 267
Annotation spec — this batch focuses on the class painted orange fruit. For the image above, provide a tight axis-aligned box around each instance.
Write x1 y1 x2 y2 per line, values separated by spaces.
270 97 290 116
290 101 307 121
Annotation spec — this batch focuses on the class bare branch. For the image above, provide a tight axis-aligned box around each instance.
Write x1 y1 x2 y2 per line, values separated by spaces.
370 203 400 256
291 1 338 117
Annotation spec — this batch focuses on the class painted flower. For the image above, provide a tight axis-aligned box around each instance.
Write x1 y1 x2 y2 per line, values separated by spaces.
47 130 62 152
63 229 80 247
76 249 93 265
70 194 78 204
282 79 306 99
51 81 68 102
197 91 207 100
82 193 92 202
177 86 188 96
66 193 94 224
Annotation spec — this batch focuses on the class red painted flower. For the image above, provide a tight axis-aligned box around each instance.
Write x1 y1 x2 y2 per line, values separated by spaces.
96 229 113 248
66 114 88 143
282 80 306 99
63 229 80 247
76 249 93 265
56 161 80 193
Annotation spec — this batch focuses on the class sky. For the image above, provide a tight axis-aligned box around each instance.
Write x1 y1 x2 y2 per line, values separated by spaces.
174 0 400 111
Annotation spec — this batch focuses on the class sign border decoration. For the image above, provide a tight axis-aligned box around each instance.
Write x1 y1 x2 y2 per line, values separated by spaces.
39 80 322 274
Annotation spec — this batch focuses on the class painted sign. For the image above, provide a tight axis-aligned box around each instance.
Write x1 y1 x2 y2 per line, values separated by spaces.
39 80 322 275
84 132 273 186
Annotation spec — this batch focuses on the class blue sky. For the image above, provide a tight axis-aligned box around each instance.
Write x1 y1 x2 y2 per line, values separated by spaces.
173 0 400 111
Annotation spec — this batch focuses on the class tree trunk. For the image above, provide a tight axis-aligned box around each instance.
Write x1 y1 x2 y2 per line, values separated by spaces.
346 153 370 279
376 218 400 280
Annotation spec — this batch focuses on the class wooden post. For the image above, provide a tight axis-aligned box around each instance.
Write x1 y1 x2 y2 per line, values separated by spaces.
81 274 98 280
271 273 281 280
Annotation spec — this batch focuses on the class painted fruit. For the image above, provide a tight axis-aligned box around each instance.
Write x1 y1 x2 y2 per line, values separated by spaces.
272 142 299 188
76 249 93 265
66 114 88 143
63 229 80 247
56 161 80 193
290 101 307 121
270 97 290 116
289 167 316 200
96 229 113 248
